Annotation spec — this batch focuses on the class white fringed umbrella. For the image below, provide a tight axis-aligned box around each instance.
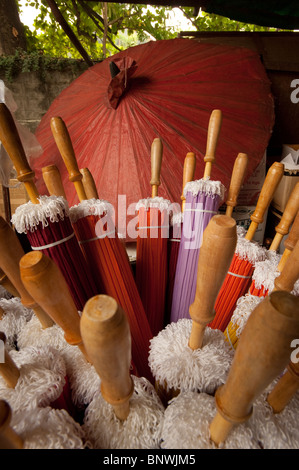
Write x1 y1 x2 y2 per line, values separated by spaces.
0 297 33 350
0 400 86 449
0 342 70 414
80 294 165 449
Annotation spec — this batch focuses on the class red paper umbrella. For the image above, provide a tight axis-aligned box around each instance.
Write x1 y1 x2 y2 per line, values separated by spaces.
135 138 170 336
32 38 274 228
209 161 284 332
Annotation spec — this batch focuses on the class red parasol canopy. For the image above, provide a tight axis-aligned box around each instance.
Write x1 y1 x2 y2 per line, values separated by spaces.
33 38 274 229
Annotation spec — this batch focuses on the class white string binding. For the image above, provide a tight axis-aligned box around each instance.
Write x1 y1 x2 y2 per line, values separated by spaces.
31 232 75 250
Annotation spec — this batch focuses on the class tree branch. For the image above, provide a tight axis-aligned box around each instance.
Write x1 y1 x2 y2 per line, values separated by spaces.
44 0 93 65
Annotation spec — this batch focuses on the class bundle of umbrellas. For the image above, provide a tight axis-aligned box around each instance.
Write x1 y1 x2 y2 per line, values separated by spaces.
0 99 299 450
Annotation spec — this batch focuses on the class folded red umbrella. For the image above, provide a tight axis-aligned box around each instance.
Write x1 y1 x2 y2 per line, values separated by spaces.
135 138 171 337
209 161 285 332
49 116 154 383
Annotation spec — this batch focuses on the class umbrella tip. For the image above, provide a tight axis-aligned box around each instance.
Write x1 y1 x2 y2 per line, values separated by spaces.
110 61 120 78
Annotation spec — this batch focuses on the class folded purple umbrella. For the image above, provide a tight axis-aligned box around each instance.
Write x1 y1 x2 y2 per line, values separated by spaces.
170 178 225 323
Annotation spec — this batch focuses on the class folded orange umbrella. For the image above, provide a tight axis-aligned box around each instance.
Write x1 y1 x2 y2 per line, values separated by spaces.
209 161 284 332
249 185 299 297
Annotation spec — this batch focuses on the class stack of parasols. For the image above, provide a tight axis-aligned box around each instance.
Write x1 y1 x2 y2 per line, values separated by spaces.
0 100 298 451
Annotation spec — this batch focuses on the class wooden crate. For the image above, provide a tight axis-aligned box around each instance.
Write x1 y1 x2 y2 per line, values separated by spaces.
0 179 29 220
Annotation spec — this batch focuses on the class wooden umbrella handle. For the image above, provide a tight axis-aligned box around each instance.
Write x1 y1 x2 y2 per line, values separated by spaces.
181 152 196 212
274 238 299 291
50 116 87 202
19 251 88 360
188 215 237 350
80 168 99 199
80 295 134 420
245 162 284 241
0 217 54 329
42 164 67 199
209 291 299 446
203 109 222 179
277 210 299 271
270 182 299 251
225 153 248 217
0 332 20 388
0 103 39 204
267 360 299 413
0 268 20 298
150 138 163 198
0 400 23 449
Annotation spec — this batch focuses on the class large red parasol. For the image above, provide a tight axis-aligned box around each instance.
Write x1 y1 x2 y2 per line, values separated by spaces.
33 38 274 228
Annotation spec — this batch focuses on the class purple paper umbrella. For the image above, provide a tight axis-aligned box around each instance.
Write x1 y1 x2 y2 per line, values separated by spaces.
170 178 225 323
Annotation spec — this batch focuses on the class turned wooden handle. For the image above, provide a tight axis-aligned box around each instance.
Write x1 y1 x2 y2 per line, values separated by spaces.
270 182 299 251
203 109 222 179
274 239 299 291
277 211 299 271
0 217 54 329
80 295 134 420
19 251 88 359
225 153 248 217
0 103 39 204
188 215 237 350
42 164 67 199
284 210 299 252
50 116 87 202
209 291 299 446
267 360 299 413
150 138 163 198
0 400 23 449
80 168 99 199
0 332 20 388
245 162 284 241
0 268 19 297
181 152 196 212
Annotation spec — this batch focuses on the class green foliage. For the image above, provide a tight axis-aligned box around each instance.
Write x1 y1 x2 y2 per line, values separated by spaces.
0 48 89 82
16 1 287 63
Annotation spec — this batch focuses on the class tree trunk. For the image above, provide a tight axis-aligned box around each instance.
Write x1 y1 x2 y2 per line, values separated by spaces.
0 0 27 55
